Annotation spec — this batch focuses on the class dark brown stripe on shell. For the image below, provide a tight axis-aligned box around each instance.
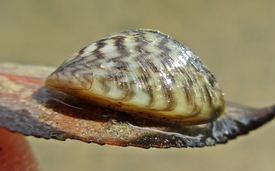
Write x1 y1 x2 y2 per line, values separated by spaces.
113 36 130 57
98 76 111 94
136 63 154 106
157 37 171 53
177 66 194 105
148 61 159 72
70 68 82 80
91 40 107 60
203 85 214 109
78 45 88 55
159 76 175 111
82 72 94 89
116 80 135 101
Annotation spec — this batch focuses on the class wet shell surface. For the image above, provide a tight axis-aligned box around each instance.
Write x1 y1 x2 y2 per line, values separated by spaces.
46 29 225 125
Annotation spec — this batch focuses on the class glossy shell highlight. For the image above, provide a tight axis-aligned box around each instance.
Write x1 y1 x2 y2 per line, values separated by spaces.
46 29 225 125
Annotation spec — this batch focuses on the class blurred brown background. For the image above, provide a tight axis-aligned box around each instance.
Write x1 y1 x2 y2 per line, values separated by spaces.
1 1 275 171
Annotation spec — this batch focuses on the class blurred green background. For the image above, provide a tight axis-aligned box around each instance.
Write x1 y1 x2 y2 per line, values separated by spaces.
1 1 275 171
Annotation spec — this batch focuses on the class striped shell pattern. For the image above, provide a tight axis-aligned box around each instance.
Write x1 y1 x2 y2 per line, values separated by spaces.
46 29 225 125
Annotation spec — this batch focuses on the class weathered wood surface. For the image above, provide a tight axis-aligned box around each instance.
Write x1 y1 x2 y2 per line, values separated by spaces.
0 63 274 148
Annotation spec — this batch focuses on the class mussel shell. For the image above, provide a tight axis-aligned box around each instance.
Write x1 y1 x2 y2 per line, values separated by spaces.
46 29 225 125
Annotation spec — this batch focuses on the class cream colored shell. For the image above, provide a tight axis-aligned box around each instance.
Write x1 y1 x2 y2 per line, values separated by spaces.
46 29 225 125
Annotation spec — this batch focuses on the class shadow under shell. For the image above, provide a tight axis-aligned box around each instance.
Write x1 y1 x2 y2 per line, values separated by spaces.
33 86 275 148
